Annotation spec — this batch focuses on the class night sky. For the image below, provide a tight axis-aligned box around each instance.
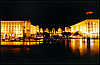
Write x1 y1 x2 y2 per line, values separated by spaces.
0 0 99 28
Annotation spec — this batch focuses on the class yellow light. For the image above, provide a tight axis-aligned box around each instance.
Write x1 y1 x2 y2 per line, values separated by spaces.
45 28 49 33
40 28 43 33
70 19 99 38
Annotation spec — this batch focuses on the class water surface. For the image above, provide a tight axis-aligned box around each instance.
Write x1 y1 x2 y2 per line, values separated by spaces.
0 39 99 64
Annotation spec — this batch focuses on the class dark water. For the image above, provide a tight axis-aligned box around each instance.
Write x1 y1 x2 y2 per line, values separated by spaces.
0 39 99 64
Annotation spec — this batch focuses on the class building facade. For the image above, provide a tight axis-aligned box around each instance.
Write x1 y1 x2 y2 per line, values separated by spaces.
0 20 39 41
65 27 71 32
1 21 25 41
71 19 99 38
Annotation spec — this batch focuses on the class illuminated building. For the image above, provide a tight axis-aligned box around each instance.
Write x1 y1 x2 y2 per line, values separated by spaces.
1 21 25 41
24 20 31 37
57 27 62 33
31 25 36 34
65 27 71 32
40 28 43 33
70 19 99 38
30 25 39 37
0 20 39 41
56 27 63 36
36 25 39 33
44 28 49 33
31 25 39 34
51 28 56 35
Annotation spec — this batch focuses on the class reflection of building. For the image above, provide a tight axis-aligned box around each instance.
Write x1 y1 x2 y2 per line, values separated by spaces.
70 39 99 55
0 20 39 41
70 19 99 38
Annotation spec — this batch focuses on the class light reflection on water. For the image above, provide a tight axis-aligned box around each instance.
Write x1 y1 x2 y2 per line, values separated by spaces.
64 39 99 56
0 39 43 45
0 39 99 56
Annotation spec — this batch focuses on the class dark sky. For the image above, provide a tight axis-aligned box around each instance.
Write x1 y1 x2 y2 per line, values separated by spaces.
0 0 99 27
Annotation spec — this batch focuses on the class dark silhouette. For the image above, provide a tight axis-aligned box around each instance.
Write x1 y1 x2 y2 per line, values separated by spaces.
73 31 81 36
43 32 50 39
61 32 71 38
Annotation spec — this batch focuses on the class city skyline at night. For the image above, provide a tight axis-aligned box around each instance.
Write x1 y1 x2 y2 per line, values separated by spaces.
0 0 99 64
0 18 99 43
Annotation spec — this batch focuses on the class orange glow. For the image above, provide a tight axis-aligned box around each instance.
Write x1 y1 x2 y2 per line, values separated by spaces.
65 39 67 48
1 42 23 45
40 28 43 33
65 27 71 32
70 39 76 52
57 27 63 36
70 39 99 56
86 11 94 15
45 28 49 33
90 39 99 55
